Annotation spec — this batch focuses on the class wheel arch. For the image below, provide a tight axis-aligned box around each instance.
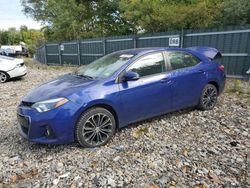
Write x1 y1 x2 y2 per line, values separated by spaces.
0 70 10 76
87 103 119 127
207 80 219 93
75 101 120 129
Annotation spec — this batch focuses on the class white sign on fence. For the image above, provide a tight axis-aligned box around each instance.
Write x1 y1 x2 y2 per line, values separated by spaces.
169 37 180 47
60 44 64 51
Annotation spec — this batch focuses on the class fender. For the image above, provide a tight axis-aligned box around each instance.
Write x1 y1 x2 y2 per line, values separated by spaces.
73 99 121 127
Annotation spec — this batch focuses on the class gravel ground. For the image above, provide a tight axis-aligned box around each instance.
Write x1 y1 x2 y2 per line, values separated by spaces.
0 61 249 187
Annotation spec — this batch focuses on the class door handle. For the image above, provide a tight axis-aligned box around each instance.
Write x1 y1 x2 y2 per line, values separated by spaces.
160 78 171 83
197 70 205 74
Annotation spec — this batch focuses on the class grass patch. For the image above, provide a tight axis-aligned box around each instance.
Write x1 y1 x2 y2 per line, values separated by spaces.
23 58 76 72
226 79 250 96
231 79 243 93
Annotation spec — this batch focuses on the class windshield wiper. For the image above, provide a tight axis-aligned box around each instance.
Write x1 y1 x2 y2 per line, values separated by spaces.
74 73 94 80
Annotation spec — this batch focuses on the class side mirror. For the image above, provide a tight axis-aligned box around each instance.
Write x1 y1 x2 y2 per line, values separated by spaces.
123 71 139 81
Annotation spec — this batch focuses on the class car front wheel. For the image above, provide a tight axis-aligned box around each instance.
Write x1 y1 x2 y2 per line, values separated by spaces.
0 71 9 83
76 107 116 148
198 84 218 110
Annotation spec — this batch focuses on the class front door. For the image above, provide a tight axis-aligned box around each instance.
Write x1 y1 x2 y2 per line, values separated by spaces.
118 52 172 125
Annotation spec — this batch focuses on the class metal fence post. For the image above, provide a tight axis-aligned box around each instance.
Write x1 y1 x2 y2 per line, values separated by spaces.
44 44 48 65
77 41 81 65
181 28 184 48
103 38 106 55
246 31 250 79
58 44 62 65
133 35 137 48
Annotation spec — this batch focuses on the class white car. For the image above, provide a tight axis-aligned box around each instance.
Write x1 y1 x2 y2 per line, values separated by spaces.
0 55 27 83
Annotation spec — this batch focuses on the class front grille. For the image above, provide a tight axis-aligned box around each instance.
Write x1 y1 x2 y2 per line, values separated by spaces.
21 101 34 107
17 114 30 134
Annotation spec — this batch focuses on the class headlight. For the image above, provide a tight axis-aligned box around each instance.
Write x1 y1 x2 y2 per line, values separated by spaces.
15 64 22 68
15 63 24 68
32 98 69 112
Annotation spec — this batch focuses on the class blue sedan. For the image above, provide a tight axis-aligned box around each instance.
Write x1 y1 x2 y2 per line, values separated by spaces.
17 47 225 147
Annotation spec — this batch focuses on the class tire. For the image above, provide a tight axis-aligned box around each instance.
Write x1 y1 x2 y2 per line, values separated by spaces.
76 107 116 148
0 71 10 83
197 84 218 111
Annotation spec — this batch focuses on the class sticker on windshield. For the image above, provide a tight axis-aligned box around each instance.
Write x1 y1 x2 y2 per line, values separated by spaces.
120 54 134 59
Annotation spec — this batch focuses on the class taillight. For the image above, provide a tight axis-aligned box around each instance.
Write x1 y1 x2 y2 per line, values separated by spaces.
218 65 225 72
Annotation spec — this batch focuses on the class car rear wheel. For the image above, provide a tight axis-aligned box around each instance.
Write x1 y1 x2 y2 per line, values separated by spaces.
76 107 116 148
0 71 9 83
198 84 218 110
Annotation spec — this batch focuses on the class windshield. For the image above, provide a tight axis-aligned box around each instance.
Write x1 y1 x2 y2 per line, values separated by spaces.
75 52 134 79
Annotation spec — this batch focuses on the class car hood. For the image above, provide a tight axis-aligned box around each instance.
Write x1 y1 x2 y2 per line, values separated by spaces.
22 74 96 103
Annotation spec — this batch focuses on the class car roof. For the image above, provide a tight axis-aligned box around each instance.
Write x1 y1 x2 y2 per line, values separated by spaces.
114 47 210 62
114 47 185 56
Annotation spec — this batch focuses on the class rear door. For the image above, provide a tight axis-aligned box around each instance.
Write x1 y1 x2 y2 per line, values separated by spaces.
165 50 208 110
118 52 172 124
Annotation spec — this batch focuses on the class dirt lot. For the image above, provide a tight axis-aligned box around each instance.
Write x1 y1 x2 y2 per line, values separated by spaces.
0 60 249 187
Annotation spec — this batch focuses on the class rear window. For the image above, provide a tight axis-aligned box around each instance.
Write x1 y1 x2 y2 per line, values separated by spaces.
166 51 200 70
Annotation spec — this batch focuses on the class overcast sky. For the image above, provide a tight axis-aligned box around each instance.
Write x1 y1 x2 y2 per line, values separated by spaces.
0 0 42 30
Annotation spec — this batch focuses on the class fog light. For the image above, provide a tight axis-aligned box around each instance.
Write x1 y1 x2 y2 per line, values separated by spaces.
44 126 55 139
45 127 51 137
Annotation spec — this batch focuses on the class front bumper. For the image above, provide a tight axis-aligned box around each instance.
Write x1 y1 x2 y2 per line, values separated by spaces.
8 65 27 78
17 101 80 144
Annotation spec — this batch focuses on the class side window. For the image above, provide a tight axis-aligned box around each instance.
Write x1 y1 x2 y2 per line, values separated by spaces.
167 51 200 70
128 52 166 77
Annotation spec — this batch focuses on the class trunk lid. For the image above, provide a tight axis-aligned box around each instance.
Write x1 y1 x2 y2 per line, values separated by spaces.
187 47 222 60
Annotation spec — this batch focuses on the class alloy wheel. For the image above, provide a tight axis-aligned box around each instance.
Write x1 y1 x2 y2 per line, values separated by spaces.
82 113 113 146
202 85 217 109
0 72 8 83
